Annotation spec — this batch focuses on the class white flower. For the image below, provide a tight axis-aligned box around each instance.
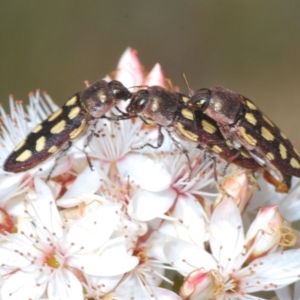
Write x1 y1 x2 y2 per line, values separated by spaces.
0 179 138 300
163 199 300 299
1 48 300 300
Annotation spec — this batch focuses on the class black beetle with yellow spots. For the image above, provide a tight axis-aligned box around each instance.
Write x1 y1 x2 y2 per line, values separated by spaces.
121 85 263 171
187 86 300 191
3 80 132 173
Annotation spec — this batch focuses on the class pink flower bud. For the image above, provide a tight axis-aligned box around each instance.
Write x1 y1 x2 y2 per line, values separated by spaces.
144 63 168 87
245 205 296 261
214 170 256 213
180 270 222 300
115 48 144 87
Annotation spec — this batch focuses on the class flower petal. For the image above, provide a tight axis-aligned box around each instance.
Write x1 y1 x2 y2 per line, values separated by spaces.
128 189 176 221
117 153 171 192
239 249 300 292
47 269 83 300
210 199 245 271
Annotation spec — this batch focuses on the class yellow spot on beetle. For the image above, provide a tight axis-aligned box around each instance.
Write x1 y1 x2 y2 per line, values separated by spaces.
69 119 87 139
65 96 77 106
176 123 198 142
181 108 194 121
97 90 107 103
48 145 58 153
245 112 257 126
16 149 32 162
48 108 63 122
226 140 234 149
246 100 257 110
241 149 251 158
50 120 66 134
151 97 161 112
181 96 190 103
263 115 274 127
35 136 46 152
201 120 217 134
290 157 300 169
261 126 275 141
279 144 287 159
13 139 26 152
281 132 287 139
266 152 275 161
32 124 43 133
239 127 257 146
212 145 222 154
68 106 81 120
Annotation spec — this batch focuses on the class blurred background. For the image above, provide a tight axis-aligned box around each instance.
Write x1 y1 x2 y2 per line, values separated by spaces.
0 1 300 144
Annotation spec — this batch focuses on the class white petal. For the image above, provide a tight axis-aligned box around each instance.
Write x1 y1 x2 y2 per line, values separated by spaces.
117 153 171 192
32 177 63 237
210 199 245 271
47 269 83 300
128 189 176 221
239 249 300 292
80 254 138 276
67 204 120 250
0 173 23 200
1 271 45 300
164 239 216 276
114 286 181 300
57 161 106 208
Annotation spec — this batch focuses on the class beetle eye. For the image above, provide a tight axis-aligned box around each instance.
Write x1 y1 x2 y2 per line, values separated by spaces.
138 98 146 106
194 98 207 109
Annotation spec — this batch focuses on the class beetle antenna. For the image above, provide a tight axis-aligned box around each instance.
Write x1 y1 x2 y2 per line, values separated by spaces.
182 73 193 96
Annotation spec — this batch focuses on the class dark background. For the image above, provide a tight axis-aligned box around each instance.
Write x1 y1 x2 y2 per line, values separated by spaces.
1 1 300 145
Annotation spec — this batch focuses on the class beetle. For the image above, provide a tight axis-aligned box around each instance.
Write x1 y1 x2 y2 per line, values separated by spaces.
186 86 300 190
122 86 265 174
3 80 132 173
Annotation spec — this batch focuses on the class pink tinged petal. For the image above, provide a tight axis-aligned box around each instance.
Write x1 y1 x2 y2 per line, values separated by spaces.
144 63 168 87
1 271 46 300
117 153 171 192
215 170 255 214
79 251 138 276
47 269 83 300
0 207 14 233
246 205 294 261
164 239 217 276
210 199 245 271
180 270 221 300
115 48 144 87
57 162 106 208
67 204 121 251
238 249 300 293
128 189 176 221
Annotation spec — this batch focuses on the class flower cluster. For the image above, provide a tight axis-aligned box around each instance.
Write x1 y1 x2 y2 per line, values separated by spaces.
0 48 300 300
